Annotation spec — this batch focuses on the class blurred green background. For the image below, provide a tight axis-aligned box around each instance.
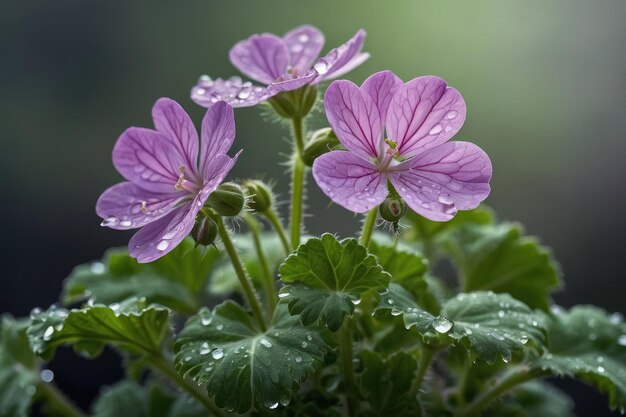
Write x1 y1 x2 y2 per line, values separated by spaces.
1 0 625 414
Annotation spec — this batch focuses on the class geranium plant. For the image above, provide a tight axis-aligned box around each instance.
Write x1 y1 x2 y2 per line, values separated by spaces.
3 25 626 417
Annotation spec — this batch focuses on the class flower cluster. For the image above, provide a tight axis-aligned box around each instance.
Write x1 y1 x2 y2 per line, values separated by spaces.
97 24 492 262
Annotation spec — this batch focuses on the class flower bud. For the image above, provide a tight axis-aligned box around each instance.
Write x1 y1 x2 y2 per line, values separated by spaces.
243 180 273 213
207 182 245 216
191 216 218 247
379 196 408 223
302 128 340 166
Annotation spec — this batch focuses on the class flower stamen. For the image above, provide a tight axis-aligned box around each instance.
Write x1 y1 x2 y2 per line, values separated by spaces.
140 200 150 214
175 165 197 193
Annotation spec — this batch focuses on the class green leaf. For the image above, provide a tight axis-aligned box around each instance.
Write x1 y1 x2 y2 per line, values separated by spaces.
63 239 220 313
532 306 626 412
209 233 284 295
0 316 39 417
279 234 390 331
28 298 170 360
173 302 328 413
378 285 546 363
92 380 206 417
442 223 561 310
483 381 574 417
358 350 418 416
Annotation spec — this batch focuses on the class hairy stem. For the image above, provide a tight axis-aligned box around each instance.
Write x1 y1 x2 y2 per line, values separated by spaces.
37 381 87 417
242 212 277 317
263 208 292 255
459 368 546 417
289 117 306 249
149 355 225 417
359 208 378 248
214 215 268 331
339 318 357 417
408 347 435 399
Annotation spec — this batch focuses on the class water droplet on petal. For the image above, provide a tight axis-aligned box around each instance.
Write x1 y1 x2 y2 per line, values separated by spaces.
101 216 120 227
313 59 328 75
196 88 206 95
433 316 453 333
429 124 443 135
438 195 454 205
298 34 309 43
211 348 224 360
446 110 458 119
156 240 169 251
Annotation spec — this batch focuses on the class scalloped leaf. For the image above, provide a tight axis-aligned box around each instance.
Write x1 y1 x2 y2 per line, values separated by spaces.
442 223 561 311
63 239 220 314
27 298 170 360
532 306 626 412
279 234 390 331
173 302 327 413
378 285 546 363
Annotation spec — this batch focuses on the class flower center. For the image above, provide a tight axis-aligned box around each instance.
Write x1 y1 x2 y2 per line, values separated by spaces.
174 165 199 194
378 139 399 171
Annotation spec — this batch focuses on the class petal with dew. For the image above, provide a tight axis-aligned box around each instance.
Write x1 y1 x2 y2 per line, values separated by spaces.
312 29 368 84
200 101 236 171
388 141 492 221
361 70 404 127
191 76 272 109
229 34 289 85
96 182 185 230
387 76 466 159
152 98 199 178
267 71 317 94
313 151 388 213
283 25 324 71
324 80 382 160
112 127 188 193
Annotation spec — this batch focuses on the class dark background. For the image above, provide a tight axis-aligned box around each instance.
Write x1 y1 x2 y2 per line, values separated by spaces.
1 0 625 415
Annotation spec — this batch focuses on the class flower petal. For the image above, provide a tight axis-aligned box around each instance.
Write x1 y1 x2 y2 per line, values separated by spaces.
267 71 317 94
96 182 185 230
200 101 235 172
387 76 466 159
201 152 241 188
128 180 217 263
361 70 403 126
151 98 199 179
324 80 382 160
191 76 272 108
283 25 324 71
312 151 387 213
388 141 492 221
312 29 368 84
112 127 186 193
229 34 289 85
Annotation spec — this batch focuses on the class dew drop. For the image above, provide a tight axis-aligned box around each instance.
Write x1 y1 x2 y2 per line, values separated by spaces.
211 348 224 360
301 342 308 348
298 34 309 43
306 334 313 341
216 324 224 331
497 310 505 318
618 335 626 346
428 124 443 135
196 88 206 95
237 88 251 100
278 292 290 299
201 315 212 326
90 262 105 274
120 220 132 227
433 316 453 333
313 59 328 75
266 402 279 410
295 356 302 363
438 195 454 205
597 366 605 373
446 110 458 119
260 338 272 348
43 326 54 341
101 216 119 227
156 240 169 251
520 335 529 344
351 297 362 306
40 369 54 383
610 312 624 325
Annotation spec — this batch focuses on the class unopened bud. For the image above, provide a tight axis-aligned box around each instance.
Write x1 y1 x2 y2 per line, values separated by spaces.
302 128 340 166
243 180 273 213
379 197 408 223
191 216 218 246
207 182 245 216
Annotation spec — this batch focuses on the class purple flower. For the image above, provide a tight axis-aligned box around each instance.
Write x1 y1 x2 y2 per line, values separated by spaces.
191 25 369 108
312 71 492 221
96 98 241 263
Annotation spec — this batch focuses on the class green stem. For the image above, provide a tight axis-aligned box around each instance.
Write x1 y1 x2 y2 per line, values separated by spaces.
214 215 268 331
263 208 292 255
339 318 357 417
37 381 87 417
290 117 306 249
149 355 225 417
359 208 378 248
409 347 435 399
242 213 277 318
459 368 546 417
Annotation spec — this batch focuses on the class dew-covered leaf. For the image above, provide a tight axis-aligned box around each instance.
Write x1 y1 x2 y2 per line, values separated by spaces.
173 302 327 413
378 285 546 363
63 239 220 313
442 223 561 310
28 298 170 360
531 306 626 412
279 234 390 331
0 316 39 417
92 380 205 417
358 350 418 416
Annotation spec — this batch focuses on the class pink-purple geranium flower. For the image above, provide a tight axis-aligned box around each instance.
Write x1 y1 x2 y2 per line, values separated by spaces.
312 70 492 221
191 25 369 108
96 98 241 263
